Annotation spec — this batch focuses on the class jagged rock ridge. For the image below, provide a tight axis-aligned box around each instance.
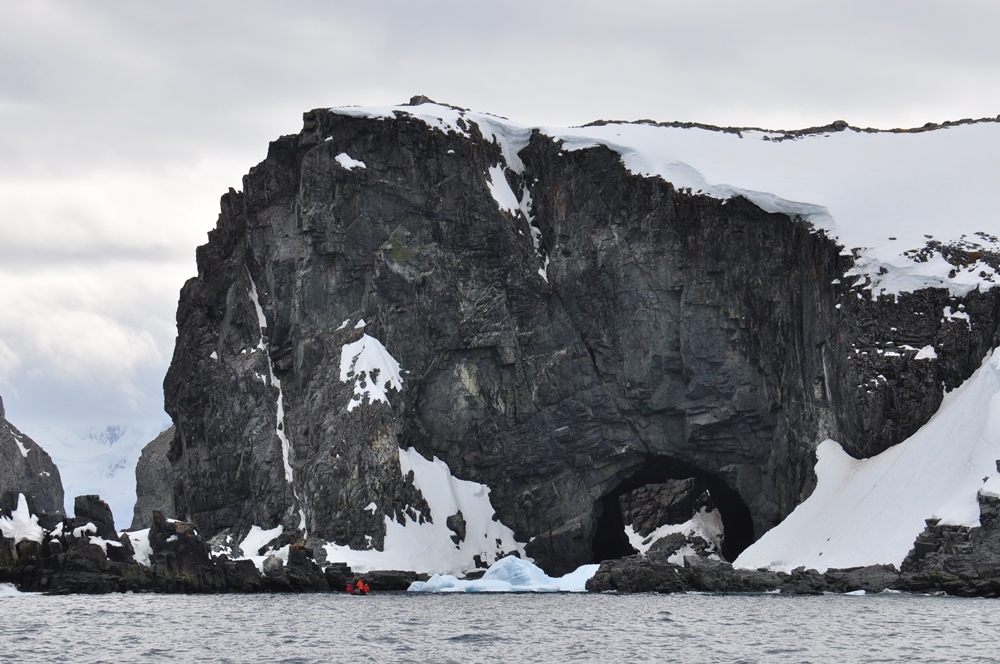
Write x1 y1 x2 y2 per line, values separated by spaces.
0 395 64 526
159 100 1000 575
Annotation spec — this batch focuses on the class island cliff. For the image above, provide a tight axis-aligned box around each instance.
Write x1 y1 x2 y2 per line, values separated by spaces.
157 99 1000 576
0 395 64 527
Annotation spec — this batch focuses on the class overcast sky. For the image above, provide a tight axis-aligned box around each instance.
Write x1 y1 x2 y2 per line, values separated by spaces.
2 0 999 434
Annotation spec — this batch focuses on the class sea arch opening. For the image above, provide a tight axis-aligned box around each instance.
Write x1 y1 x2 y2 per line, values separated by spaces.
592 455 755 563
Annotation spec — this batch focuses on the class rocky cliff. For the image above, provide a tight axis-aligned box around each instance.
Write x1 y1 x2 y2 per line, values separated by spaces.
0 395 64 527
160 100 1000 575
130 425 175 530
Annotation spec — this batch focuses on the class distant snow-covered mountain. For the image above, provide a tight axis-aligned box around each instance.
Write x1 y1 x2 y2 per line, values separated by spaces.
22 421 169 529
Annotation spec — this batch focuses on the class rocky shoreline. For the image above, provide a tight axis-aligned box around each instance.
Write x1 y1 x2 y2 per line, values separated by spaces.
6 490 1000 597
586 555 998 597
1 497 421 595
587 492 1000 598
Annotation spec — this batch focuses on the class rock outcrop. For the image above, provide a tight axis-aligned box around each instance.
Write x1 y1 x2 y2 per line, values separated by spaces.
159 100 1000 576
2 494 373 594
0 395 65 527
130 426 176 530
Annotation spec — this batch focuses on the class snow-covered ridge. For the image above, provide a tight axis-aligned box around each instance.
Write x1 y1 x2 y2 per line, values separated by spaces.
331 100 1000 299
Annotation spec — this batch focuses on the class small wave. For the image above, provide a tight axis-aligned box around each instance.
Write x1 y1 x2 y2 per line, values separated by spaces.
446 633 500 644
0 583 32 597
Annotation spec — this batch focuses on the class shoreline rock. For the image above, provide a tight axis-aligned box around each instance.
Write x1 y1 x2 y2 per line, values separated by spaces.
1 499 429 595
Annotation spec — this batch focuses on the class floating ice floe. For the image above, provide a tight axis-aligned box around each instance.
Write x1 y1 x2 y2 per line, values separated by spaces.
408 555 599 593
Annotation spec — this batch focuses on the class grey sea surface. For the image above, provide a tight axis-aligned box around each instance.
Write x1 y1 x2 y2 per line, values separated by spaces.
0 589 995 663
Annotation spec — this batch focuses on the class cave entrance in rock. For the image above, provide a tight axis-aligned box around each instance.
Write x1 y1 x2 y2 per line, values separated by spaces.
592 456 754 563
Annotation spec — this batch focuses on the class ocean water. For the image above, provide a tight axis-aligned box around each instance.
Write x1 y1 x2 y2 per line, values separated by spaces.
1 588 996 663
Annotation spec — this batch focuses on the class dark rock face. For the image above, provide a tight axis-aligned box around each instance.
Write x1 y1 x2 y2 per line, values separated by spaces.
161 104 1000 575
0 396 65 527
131 426 176 529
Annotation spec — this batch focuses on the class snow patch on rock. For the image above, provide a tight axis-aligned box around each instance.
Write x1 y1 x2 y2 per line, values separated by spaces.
335 152 366 170
0 494 43 544
339 333 404 411
322 447 526 575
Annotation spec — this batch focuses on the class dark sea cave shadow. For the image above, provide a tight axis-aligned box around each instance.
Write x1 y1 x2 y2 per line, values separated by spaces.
590 455 755 563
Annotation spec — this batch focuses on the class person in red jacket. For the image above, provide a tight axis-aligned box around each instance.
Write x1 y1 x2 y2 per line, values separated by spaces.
345 582 355 594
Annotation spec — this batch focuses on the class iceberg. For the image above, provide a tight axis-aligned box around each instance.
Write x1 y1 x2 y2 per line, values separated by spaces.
408 555 599 593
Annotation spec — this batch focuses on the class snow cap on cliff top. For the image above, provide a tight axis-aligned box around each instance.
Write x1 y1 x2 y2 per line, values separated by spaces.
332 101 1000 299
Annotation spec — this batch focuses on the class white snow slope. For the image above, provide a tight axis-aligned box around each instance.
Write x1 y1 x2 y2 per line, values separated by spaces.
736 351 1000 572
330 102 1000 573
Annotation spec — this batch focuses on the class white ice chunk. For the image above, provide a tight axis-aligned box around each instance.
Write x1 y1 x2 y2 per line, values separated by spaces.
72 522 97 539
128 529 152 566
247 273 267 330
322 447 526 575
914 345 938 360
408 556 599 593
87 536 122 554
943 305 972 330
239 524 284 570
624 507 724 557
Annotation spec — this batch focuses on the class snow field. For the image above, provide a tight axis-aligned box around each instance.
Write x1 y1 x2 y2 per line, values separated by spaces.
736 351 1000 572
